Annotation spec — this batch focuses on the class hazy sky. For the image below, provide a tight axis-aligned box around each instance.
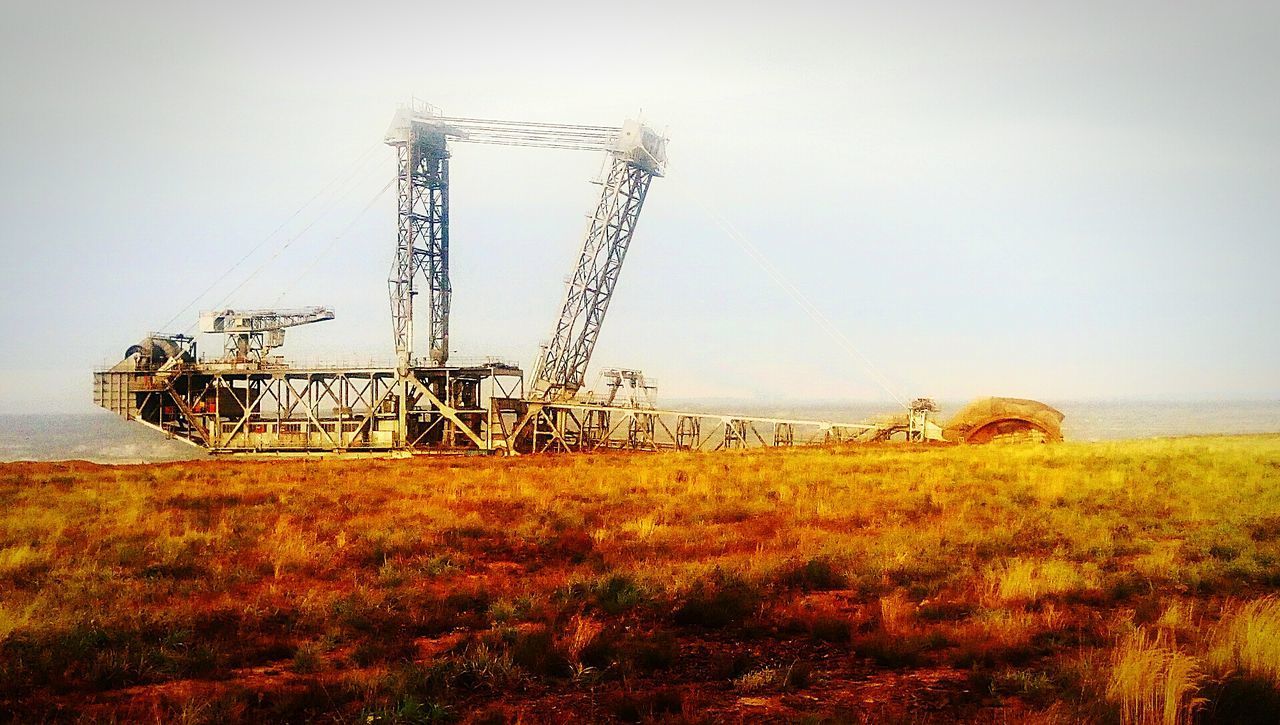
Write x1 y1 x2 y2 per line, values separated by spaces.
1 1 1277 414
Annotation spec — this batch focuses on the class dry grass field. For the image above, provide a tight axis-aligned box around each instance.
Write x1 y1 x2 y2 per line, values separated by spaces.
2 435 1279 723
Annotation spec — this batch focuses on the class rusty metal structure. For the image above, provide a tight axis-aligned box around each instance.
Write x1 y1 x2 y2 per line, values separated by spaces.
942 397 1065 444
94 101 1062 455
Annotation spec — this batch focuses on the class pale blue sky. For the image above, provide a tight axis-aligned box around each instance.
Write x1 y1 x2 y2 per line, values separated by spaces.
1 0 1277 413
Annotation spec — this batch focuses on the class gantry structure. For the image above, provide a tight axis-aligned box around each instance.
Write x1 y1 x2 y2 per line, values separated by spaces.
92 100 1064 455
95 100 685 455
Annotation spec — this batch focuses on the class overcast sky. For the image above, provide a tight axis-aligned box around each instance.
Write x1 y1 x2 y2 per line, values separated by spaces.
1 1 1277 414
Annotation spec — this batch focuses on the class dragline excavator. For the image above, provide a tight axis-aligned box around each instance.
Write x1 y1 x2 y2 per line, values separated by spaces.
93 100 1062 455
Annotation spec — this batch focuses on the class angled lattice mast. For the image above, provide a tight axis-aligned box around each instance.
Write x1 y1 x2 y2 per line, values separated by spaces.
530 122 667 400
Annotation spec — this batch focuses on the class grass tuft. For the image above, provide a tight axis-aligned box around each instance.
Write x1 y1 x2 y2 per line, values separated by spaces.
988 558 1092 604
1208 596 1280 686
1105 628 1205 725
779 556 848 591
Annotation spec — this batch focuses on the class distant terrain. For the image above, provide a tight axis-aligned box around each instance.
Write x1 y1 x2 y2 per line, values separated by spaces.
2 436 1279 722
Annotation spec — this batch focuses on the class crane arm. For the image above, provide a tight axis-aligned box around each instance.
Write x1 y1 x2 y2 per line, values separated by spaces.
198 306 335 333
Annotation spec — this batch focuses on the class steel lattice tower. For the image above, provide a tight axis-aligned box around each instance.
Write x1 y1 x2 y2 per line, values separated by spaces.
387 120 451 369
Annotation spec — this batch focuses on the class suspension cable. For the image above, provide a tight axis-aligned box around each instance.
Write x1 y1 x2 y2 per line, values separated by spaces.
670 178 910 409
157 140 382 331
271 175 397 307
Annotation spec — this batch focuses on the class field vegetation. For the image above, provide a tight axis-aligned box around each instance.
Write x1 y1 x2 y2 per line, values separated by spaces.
1 435 1279 722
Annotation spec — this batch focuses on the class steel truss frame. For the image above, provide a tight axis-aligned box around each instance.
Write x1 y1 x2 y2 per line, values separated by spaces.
531 157 655 400
95 365 523 455
495 401 879 455
93 364 891 456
